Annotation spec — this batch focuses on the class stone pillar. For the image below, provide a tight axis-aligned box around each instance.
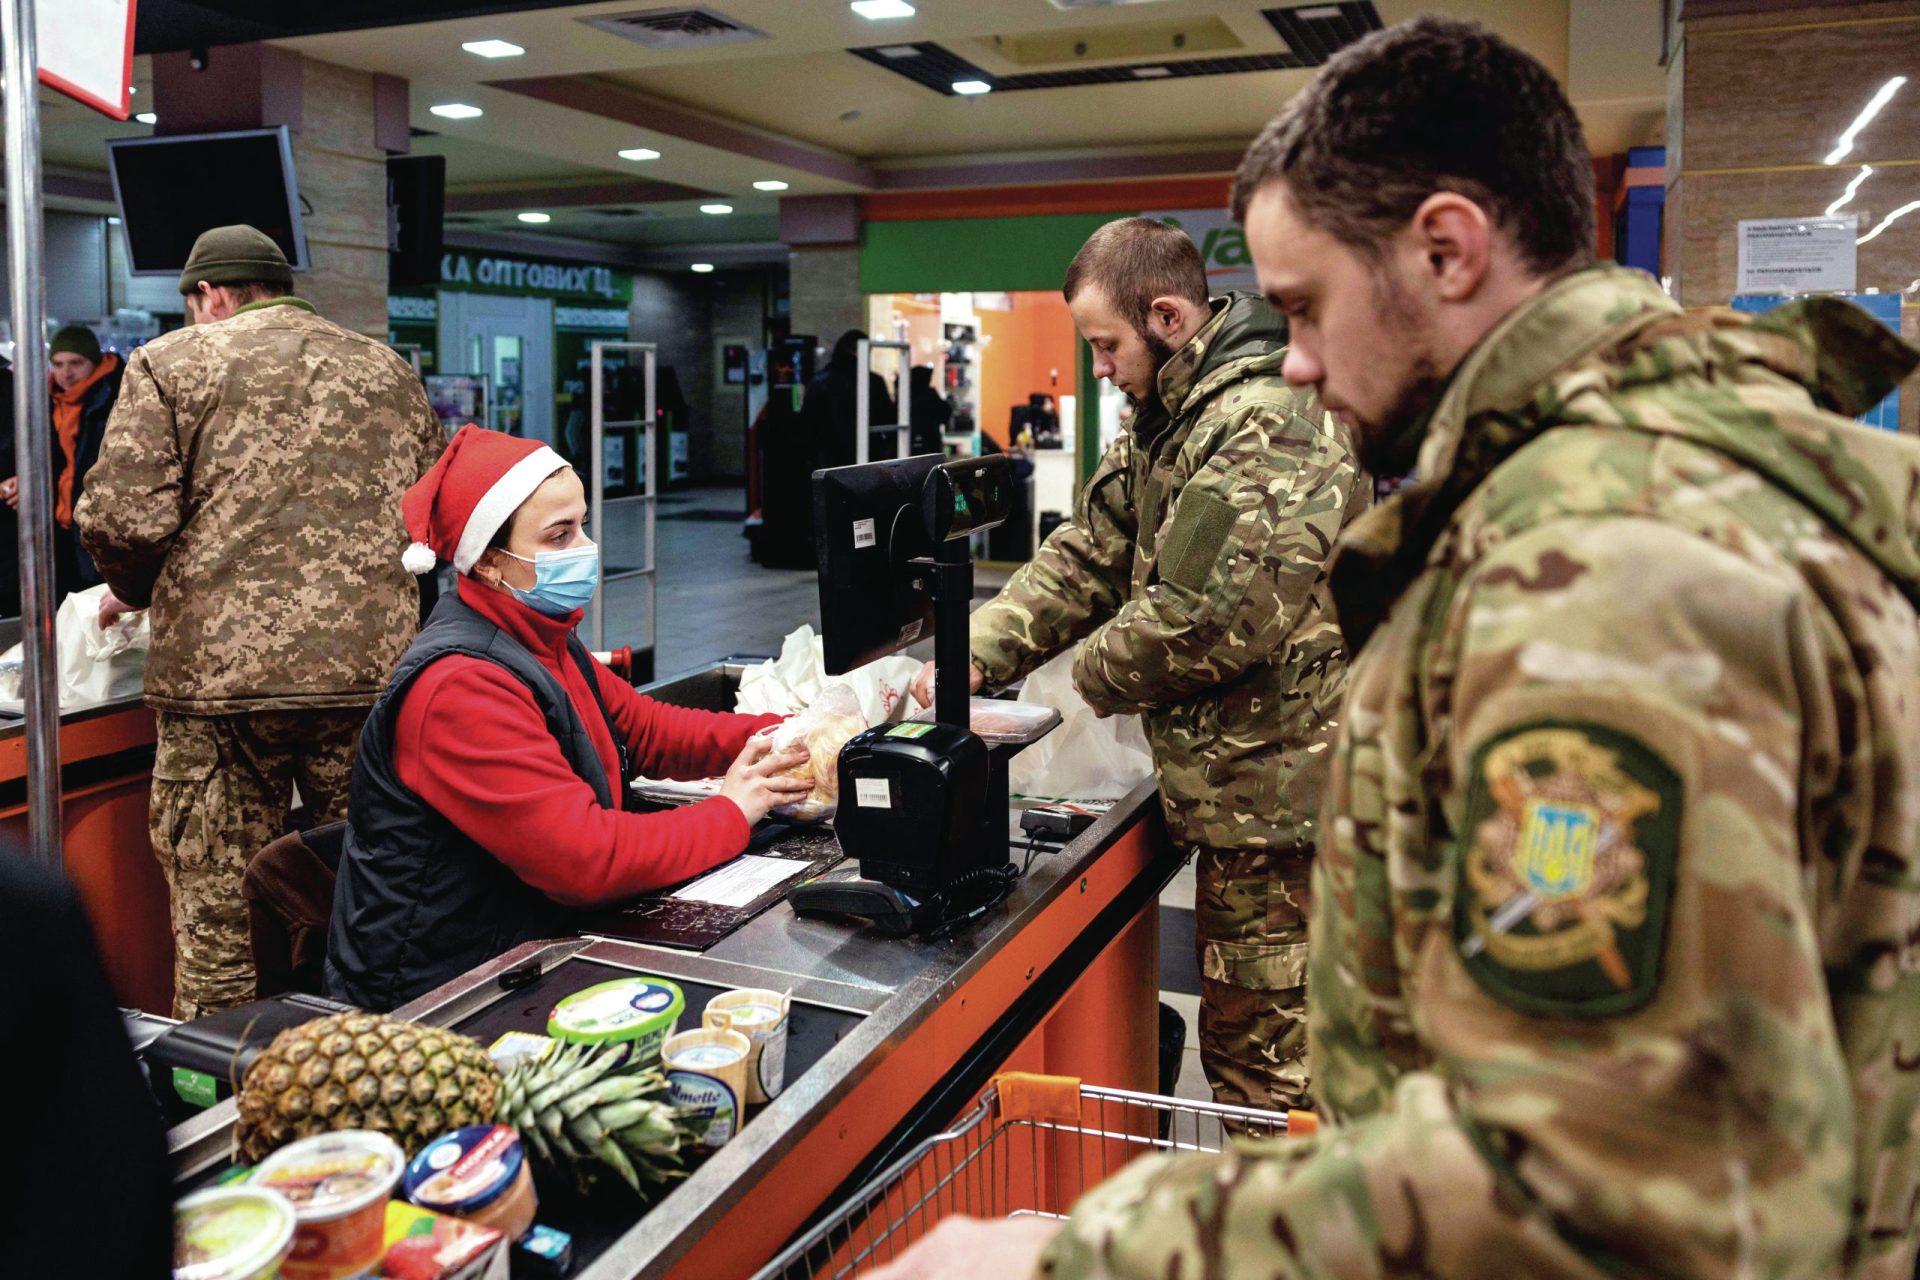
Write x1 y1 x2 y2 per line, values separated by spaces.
1666 0 1919 429
781 196 864 349
153 45 406 337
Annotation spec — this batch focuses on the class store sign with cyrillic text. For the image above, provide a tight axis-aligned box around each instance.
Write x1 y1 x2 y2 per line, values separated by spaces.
437 253 633 304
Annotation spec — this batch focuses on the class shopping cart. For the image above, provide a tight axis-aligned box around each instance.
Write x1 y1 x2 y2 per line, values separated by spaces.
755 1073 1317 1279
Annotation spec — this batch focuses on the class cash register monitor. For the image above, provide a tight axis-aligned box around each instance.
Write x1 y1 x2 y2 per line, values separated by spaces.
813 453 944 675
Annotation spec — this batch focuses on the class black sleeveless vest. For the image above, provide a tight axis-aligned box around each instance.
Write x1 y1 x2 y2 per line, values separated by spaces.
324 592 625 1011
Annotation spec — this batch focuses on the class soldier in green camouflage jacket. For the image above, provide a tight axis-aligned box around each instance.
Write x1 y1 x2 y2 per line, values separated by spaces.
922 217 1365 1113
77 226 445 1019
873 19 1920 1280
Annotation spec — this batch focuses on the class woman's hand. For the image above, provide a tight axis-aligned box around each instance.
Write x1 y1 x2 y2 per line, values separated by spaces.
718 734 815 826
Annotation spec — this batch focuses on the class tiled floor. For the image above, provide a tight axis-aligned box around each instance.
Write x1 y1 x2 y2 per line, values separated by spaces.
614 483 1216 1106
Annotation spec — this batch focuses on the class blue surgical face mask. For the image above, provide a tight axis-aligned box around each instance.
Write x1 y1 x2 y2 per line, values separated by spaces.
499 540 599 617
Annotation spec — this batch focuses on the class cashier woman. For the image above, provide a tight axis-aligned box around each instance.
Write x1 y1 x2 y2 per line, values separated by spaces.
325 425 811 1010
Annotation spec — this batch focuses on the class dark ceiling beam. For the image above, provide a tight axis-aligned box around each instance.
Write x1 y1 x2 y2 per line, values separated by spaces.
871 148 1247 191
45 169 116 204
447 178 720 214
134 0 587 55
488 75 880 189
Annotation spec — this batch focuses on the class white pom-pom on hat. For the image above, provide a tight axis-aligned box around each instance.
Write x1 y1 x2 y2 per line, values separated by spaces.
401 542 438 575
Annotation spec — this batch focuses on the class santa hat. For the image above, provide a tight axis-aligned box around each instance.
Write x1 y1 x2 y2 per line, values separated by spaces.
402 424 569 575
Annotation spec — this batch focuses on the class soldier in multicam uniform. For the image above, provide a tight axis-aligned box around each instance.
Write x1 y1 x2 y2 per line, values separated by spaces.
78 225 445 1020
874 17 1920 1280
915 217 1365 1114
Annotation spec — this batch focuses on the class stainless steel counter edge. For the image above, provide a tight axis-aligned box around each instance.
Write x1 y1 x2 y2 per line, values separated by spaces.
572 779 1174 1279
0 689 148 737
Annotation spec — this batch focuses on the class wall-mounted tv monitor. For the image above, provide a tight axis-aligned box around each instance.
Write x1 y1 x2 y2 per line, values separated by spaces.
106 126 310 277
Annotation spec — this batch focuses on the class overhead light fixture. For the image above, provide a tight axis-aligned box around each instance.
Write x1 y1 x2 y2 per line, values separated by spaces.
107 216 121 225
851 0 916 18
618 147 661 161
430 102 484 120
134 112 157 125
1824 165 1873 218
1858 199 1920 245
753 179 789 191
700 203 734 215
1132 66 1173 78
952 80 992 95
691 263 715 274
1824 76 1906 165
877 44 919 59
517 211 552 224
461 39 524 58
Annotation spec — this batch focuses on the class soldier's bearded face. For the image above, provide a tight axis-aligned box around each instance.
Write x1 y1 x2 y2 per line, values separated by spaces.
1245 183 1448 470
1069 285 1179 414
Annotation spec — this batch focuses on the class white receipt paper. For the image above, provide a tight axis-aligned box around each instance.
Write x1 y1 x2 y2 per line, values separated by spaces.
670 854 807 908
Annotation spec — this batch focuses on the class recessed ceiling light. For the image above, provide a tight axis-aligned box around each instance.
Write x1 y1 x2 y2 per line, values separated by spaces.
430 102 483 120
753 180 789 192
877 45 919 59
461 39 524 58
691 263 715 274
700 203 734 215
134 112 157 125
851 0 916 18
518 211 552 224
952 80 992 96
1132 66 1173 78
107 216 121 225
618 147 661 161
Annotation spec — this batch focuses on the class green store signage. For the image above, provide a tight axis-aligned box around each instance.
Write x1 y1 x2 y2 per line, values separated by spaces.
438 252 633 303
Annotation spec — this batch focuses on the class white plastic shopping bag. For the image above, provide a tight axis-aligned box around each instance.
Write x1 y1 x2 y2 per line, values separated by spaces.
1005 649 1155 801
0 584 149 711
734 624 919 725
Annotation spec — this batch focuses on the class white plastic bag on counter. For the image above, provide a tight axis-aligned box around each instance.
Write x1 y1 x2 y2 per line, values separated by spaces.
1006 649 1154 801
0 585 149 712
734 624 918 726
751 683 868 822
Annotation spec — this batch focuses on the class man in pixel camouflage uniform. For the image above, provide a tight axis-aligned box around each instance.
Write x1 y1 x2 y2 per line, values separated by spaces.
915 217 1365 1114
876 17 1920 1280
78 226 445 1020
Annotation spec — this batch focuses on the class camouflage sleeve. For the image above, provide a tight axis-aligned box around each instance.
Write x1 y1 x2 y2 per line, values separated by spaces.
73 345 183 608
1044 514 1855 1279
1068 405 1357 717
970 433 1137 688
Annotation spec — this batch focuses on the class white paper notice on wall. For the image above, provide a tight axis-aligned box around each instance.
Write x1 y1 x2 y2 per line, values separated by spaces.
1736 216 1858 294
38 0 138 120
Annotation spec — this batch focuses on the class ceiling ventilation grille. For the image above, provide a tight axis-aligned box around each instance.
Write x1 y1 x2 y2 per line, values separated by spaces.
852 42 1304 94
1261 3 1382 65
579 6 769 50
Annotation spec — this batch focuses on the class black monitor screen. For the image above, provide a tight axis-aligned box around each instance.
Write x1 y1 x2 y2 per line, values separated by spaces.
108 127 309 276
813 454 944 676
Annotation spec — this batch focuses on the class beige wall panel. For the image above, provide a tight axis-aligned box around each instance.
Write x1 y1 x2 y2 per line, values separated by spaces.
291 146 388 248
302 235 390 338
291 54 389 337
789 245 863 350
299 58 382 161
1680 17 1920 170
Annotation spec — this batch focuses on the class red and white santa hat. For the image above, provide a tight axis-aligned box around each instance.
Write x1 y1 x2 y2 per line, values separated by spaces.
402 424 569 575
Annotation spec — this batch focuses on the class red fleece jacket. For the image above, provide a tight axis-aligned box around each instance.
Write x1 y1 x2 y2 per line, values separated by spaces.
394 577 780 907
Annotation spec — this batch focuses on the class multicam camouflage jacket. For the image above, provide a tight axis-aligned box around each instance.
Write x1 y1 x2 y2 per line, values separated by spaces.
1042 267 1920 1279
77 298 446 715
972 293 1365 856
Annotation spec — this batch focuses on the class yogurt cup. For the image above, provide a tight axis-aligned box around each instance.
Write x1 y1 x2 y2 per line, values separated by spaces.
252 1130 405 1280
173 1185 298 1280
403 1124 539 1242
705 987 792 1103
662 1026 752 1150
548 976 685 1067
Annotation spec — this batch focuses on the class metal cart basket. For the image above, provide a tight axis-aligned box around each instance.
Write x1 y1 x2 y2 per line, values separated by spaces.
756 1073 1313 1279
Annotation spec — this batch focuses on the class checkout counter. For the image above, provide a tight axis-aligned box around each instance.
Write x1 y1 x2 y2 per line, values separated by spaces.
0 609 169 1013
165 657 1181 1278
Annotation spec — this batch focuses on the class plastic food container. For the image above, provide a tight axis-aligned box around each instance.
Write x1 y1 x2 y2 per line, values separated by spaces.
173 1185 298 1280
705 987 793 1103
662 1025 753 1150
403 1124 539 1242
547 976 685 1066
252 1130 405 1280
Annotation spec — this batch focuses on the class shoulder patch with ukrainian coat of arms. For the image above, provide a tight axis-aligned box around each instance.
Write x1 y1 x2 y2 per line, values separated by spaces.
1454 720 1681 1017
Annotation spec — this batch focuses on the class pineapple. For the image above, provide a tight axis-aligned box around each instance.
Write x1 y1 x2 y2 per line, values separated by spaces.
235 1012 694 1200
